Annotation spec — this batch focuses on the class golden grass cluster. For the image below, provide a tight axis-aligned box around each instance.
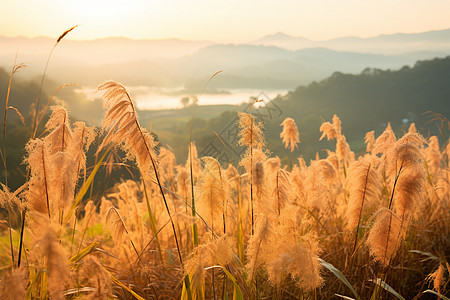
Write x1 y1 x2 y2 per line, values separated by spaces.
0 81 449 299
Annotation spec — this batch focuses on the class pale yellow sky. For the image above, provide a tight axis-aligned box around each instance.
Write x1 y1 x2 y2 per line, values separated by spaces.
1 0 450 41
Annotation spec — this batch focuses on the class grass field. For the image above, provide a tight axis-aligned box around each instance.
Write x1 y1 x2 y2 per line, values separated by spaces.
0 78 448 299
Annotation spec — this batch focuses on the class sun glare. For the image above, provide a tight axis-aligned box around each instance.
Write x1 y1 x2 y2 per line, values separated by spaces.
56 0 135 23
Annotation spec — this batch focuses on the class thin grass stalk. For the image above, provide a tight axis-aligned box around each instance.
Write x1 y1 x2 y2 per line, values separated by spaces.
2 51 19 186
17 208 26 267
143 126 184 262
111 86 185 267
250 120 254 235
389 164 403 209
188 70 221 248
212 268 216 300
222 279 227 300
124 218 171 278
31 25 77 139
69 151 108 254
70 209 77 257
41 144 50 219
133 111 192 299
25 268 41 298
378 165 404 291
212 159 228 300
211 200 216 300
40 267 48 300
276 171 281 218
31 46 54 139
76 204 97 256
142 180 164 265
289 151 293 172
58 113 68 225
88 133 103 202
237 176 244 262
352 164 372 254
188 115 198 299
35 84 78 134
374 272 389 300
189 142 199 247
446 150 449 211
101 87 177 279
65 151 107 224
3 54 21 266
108 207 158 298
7 208 14 267
219 166 227 235
156 180 218 237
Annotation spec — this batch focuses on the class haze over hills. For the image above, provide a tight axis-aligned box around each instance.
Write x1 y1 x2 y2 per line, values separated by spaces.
0 36 213 65
1 53 450 188
141 56 450 163
52 45 424 88
251 28 450 54
0 28 449 108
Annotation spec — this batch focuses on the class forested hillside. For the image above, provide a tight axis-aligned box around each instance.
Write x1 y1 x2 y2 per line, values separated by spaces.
148 56 450 164
1 56 450 189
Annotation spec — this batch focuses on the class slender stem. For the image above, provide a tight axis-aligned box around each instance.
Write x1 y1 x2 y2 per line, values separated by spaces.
112 207 159 299
352 164 371 254
216 161 226 235
8 210 14 267
382 164 404 271
289 150 293 172
277 171 280 217
189 143 198 247
122 89 185 262
70 210 77 258
2 52 19 187
142 181 164 265
42 146 50 219
17 209 26 267
31 44 56 139
106 86 192 300
250 120 254 236
144 131 184 264
133 111 191 300
388 164 403 210
237 176 244 262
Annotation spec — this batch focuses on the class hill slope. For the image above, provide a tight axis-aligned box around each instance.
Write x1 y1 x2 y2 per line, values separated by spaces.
273 56 450 138
152 56 450 164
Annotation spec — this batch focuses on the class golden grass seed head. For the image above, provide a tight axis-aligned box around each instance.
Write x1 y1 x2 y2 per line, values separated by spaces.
408 123 417 133
238 112 265 149
365 130 375 153
345 159 381 231
319 122 338 141
0 268 27 299
426 262 446 293
280 117 300 152
264 156 281 174
367 208 404 267
372 123 397 155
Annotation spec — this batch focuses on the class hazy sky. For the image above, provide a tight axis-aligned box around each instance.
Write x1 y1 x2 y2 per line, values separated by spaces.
1 0 450 41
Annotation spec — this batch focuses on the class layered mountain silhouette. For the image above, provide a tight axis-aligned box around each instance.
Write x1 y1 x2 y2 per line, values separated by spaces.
251 29 450 54
1 28 450 92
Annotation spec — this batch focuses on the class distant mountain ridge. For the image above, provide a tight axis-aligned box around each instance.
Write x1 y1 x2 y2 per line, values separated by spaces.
252 28 450 54
0 36 213 65
1 28 450 97
1 27 450 65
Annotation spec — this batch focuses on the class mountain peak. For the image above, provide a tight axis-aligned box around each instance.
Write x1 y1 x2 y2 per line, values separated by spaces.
267 32 294 38
251 32 314 50
257 32 311 41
